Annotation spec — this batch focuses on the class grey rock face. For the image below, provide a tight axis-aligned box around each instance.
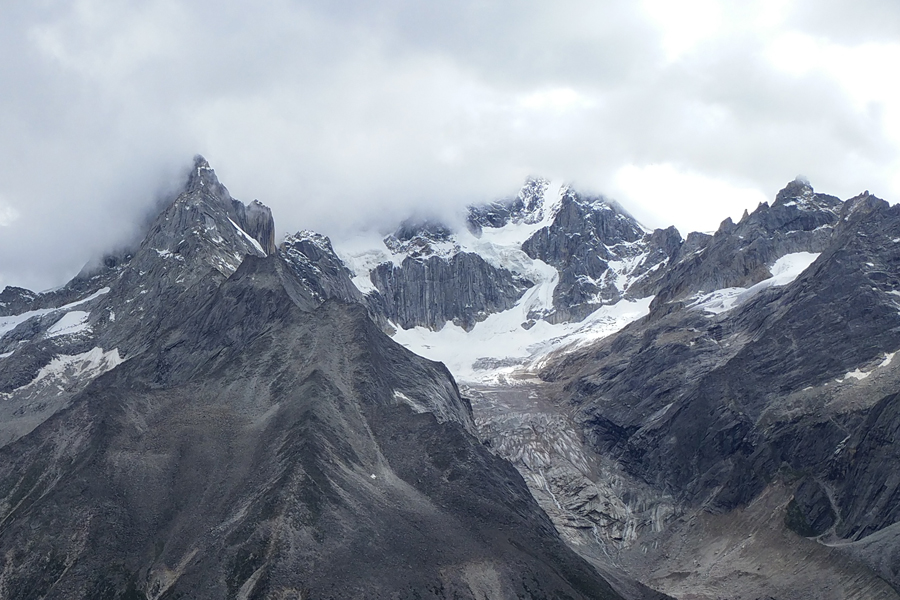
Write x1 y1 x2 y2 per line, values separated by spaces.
785 478 836 537
650 178 841 307
0 254 624 600
279 231 364 305
521 190 649 321
533 188 900 593
831 390 900 541
0 288 37 317
371 252 533 331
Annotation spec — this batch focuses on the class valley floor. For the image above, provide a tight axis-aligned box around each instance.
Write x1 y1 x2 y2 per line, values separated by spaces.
466 381 900 600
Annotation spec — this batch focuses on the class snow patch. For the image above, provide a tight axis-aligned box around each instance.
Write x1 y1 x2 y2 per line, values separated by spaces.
0 287 110 340
689 287 746 314
691 252 820 315
228 218 266 256
46 311 91 338
5 347 122 394
393 390 429 414
835 352 896 383
769 251 820 282
843 369 870 381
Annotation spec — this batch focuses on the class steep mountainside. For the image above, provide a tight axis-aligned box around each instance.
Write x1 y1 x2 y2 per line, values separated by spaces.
5 157 900 599
487 189 900 598
0 158 632 599
332 176 900 599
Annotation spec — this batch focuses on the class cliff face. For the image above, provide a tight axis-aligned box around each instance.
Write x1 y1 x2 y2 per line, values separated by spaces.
0 159 630 600
371 251 533 331
346 177 900 599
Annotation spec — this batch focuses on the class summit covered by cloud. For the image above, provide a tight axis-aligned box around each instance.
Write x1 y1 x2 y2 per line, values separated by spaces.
0 0 898 290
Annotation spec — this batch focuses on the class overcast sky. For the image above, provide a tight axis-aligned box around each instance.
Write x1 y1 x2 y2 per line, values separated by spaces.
1 0 899 291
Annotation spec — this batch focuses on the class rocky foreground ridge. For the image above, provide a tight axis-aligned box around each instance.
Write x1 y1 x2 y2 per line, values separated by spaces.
0 157 635 599
3 157 900 599
332 172 900 598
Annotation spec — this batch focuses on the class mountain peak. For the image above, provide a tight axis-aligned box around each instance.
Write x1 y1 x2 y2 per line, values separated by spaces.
185 154 227 198
193 153 210 169
774 177 814 205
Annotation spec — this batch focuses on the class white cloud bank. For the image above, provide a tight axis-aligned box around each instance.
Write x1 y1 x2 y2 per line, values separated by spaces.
0 0 898 289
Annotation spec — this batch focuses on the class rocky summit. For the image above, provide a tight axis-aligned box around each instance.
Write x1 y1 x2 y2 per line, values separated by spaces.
1 157 899 600
0 157 635 600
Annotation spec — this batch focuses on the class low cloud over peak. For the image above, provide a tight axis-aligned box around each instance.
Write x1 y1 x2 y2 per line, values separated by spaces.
1 0 898 290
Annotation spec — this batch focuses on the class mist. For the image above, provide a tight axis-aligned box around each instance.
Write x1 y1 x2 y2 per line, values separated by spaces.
1 0 898 291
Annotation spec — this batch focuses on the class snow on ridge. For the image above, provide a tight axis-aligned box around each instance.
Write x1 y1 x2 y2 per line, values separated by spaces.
62 287 110 309
46 311 91 338
285 230 332 250
540 180 567 226
691 252 820 315
228 218 266 256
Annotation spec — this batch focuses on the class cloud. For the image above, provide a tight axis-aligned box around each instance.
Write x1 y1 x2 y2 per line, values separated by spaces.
0 0 897 290
612 164 770 234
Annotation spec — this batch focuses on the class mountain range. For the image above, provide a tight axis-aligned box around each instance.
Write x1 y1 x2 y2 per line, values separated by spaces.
0 156 898 599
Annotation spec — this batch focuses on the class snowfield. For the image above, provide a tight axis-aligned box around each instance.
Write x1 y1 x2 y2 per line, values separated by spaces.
690 252 820 315
335 181 659 384
393 296 652 384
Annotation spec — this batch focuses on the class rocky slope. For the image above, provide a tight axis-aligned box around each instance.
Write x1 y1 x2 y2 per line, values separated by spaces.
523 189 900 597
0 157 639 599
5 158 900 599
333 176 900 599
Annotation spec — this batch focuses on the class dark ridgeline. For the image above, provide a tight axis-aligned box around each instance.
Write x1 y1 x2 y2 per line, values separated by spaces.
0 157 630 599
4 155 900 599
